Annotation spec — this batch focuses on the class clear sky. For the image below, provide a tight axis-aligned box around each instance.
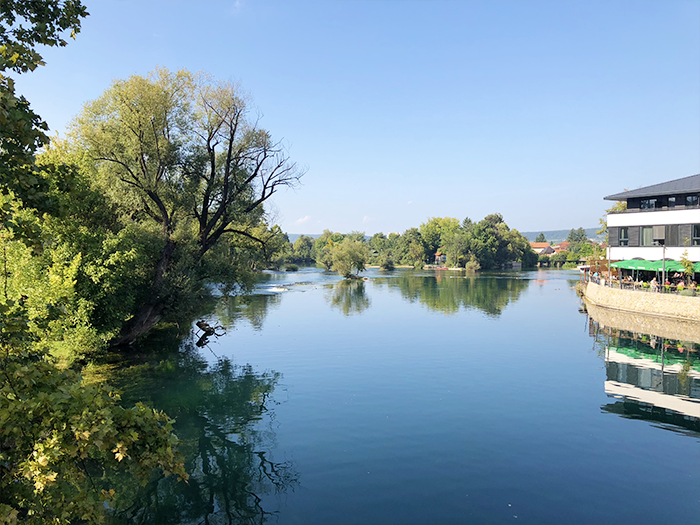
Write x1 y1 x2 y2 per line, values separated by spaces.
12 0 700 235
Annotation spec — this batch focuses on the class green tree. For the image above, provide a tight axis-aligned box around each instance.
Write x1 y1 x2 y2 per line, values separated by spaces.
535 232 546 242
567 227 588 245
679 250 694 281
393 228 423 266
0 1 88 223
369 232 388 254
313 230 342 270
471 213 535 269
292 234 314 264
419 217 460 262
345 230 366 242
330 238 369 278
67 68 301 345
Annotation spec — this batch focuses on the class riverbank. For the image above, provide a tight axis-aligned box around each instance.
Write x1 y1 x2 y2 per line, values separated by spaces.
583 281 700 322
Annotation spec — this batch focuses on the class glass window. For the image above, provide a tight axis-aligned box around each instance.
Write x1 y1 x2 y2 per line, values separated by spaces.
693 224 700 246
686 195 699 207
668 224 679 246
668 196 676 208
619 227 629 246
640 199 657 210
640 226 653 246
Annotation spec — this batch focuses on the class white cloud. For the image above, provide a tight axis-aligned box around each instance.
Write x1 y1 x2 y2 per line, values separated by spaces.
362 215 373 224
407 201 413 205
295 215 311 225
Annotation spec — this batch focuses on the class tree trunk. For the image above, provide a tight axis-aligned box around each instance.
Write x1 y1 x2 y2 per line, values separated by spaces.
110 239 176 347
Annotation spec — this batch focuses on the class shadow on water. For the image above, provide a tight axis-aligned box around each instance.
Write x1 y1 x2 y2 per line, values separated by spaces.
94 329 297 525
584 302 700 433
324 280 371 316
374 272 530 316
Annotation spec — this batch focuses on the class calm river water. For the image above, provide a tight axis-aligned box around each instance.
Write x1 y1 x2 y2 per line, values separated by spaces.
109 268 700 525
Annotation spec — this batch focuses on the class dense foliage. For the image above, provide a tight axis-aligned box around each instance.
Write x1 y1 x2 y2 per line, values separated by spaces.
1 4 298 523
286 214 537 276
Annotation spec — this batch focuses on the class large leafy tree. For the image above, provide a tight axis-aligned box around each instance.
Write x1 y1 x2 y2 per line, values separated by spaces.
331 237 370 278
1 7 192 524
67 68 301 344
419 217 460 262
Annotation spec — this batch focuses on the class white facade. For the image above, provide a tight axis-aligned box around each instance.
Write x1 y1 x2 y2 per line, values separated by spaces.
607 209 700 227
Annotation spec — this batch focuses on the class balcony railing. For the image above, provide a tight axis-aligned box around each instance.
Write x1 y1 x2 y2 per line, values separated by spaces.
608 204 700 214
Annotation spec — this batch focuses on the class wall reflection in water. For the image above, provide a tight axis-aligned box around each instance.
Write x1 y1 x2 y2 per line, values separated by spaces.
586 301 700 433
101 335 297 525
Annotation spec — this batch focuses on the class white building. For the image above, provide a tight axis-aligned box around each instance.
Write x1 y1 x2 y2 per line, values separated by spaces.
606 174 700 262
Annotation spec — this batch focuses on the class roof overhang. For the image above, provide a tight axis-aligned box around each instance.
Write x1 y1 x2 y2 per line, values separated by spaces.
604 174 700 201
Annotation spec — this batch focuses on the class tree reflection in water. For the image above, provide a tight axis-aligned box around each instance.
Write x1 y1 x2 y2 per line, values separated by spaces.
325 280 371 316
103 336 297 524
375 273 529 316
215 293 282 332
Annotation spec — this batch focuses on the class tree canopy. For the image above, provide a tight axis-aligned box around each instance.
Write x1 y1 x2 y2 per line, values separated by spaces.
65 67 301 344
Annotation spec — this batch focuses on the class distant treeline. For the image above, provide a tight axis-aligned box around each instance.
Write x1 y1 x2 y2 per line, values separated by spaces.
281 214 539 272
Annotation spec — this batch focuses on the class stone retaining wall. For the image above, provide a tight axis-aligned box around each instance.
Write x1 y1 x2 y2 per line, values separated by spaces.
584 281 700 323
584 300 700 344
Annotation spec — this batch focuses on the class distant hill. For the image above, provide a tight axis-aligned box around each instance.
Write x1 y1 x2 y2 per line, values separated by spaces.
520 228 604 243
287 233 321 243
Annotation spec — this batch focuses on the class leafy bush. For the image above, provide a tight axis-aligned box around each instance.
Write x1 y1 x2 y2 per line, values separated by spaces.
0 347 188 525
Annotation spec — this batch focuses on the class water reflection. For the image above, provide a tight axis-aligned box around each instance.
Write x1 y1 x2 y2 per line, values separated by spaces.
325 280 371 316
102 336 297 524
375 273 529 316
586 303 700 432
215 293 282 331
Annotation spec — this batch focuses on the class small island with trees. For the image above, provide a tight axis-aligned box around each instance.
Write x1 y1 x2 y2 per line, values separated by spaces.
284 214 538 278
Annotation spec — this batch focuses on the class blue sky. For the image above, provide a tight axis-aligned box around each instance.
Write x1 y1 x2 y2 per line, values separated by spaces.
13 0 700 235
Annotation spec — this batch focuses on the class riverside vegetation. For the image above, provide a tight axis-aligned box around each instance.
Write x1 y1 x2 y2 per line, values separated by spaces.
0 3 298 522
285 214 539 277
1 3 538 523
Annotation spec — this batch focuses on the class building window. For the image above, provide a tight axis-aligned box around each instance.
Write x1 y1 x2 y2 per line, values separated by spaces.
686 195 699 207
668 224 679 246
640 199 657 210
694 225 700 246
619 227 629 246
668 197 676 208
641 226 653 246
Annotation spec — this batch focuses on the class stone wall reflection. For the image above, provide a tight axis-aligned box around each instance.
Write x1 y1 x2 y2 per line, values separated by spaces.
586 302 700 432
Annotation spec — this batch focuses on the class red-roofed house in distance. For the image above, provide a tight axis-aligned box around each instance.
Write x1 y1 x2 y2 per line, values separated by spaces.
530 242 555 256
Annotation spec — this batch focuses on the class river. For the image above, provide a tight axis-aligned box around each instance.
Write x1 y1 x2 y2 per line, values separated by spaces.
105 267 700 524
